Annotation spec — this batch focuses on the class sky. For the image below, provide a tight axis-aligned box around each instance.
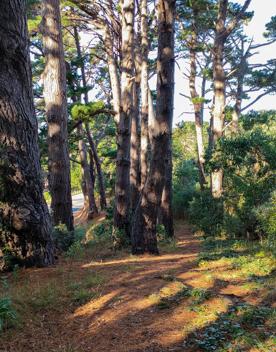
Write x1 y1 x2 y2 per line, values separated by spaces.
171 0 276 124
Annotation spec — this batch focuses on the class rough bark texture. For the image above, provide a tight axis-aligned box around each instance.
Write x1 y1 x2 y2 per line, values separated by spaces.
160 138 174 237
140 0 150 190
189 31 206 190
130 35 142 215
113 0 135 237
210 0 227 199
41 0 74 230
0 0 54 270
78 126 98 219
130 81 141 215
131 0 175 254
210 0 251 197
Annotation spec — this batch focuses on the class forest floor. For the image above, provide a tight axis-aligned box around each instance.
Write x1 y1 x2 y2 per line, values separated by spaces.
0 219 275 352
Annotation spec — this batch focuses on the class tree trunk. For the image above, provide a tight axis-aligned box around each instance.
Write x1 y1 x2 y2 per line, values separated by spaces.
210 0 227 199
85 124 107 209
130 79 141 216
73 26 106 210
78 126 98 219
131 0 175 254
140 0 150 190
113 0 135 238
0 0 54 270
130 33 142 215
189 31 206 190
160 138 174 237
41 0 74 230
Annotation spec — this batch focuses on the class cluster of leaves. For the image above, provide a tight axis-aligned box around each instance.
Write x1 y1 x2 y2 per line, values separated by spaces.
191 111 276 243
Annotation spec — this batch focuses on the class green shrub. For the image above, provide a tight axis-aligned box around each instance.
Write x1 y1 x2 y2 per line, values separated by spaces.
0 297 17 331
52 223 74 252
65 241 84 260
189 191 224 236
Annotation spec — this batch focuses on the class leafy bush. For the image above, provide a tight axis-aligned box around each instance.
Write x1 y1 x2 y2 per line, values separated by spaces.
0 297 17 331
52 223 74 252
255 191 276 252
173 160 199 218
189 191 223 237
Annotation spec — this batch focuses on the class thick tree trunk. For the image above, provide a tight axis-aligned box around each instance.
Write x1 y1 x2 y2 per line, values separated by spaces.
130 34 142 215
160 138 174 237
113 0 135 238
210 0 227 199
0 0 54 270
131 0 175 254
41 0 74 230
140 0 150 190
130 79 141 215
78 126 98 219
189 32 206 190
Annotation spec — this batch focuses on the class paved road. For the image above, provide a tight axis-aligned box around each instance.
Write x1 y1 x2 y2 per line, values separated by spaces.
72 193 84 213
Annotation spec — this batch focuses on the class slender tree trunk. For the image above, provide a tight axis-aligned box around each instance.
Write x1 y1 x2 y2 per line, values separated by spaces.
140 0 150 190
41 0 74 230
105 28 121 126
78 126 98 219
0 0 54 270
210 0 227 199
113 0 135 238
232 48 247 133
131 0 175 254
189 31 206 189
73 26 107 210
85 124 107 209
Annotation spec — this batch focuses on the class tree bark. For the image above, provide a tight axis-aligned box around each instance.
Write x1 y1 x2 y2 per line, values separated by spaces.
113 0 135 238
0 0 54 270
130 33 142 215
189 31 206 190
140 0 150 190
130 79 141 216
85 124 107 209
131 0 175 254
41 0 74 230
78 126 98 219
73 26 106 210
210 0 227 199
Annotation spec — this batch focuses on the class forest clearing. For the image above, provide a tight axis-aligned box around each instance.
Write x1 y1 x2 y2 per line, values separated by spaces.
1 219 275 351
0 0 276 351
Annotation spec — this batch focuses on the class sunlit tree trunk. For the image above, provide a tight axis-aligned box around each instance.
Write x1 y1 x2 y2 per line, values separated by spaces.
210 0 227 199
189 31 206 190
131 0 175 254
0 0 54 270
73 26 107 210
140 0 150 190
78 126 98 219
130 52 141 215
41 0 74 230
113 0 135 238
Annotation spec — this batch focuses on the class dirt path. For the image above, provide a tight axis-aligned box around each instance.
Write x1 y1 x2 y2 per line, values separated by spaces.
1 221 275 352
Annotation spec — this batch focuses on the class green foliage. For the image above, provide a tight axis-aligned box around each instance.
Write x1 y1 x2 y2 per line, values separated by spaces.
0 279 16 332
0 297 17 332
70 163 82 193
189 191 223 236
193 111 276 242
52 223 75 252
65 241 85 260
71 101 105 122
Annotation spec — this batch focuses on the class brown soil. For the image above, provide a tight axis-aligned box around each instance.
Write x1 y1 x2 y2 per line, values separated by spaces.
0 221 271 352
